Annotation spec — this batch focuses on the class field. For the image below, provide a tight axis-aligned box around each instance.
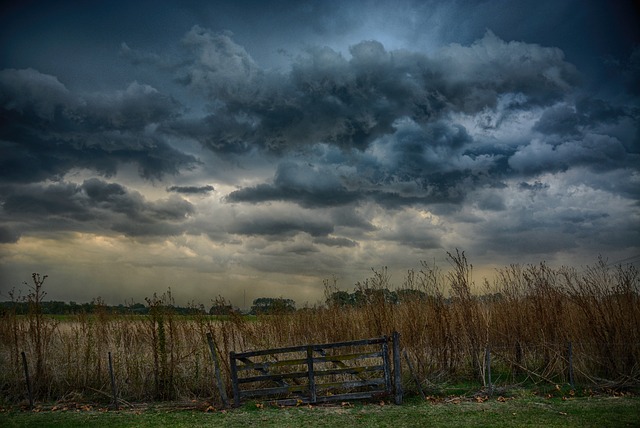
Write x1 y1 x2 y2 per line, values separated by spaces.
1 252 638 410
2 395 639 427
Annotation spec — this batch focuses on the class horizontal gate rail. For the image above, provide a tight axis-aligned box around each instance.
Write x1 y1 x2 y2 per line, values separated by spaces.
229 334 401 406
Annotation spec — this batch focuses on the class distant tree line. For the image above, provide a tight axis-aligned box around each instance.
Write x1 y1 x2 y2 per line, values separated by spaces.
1 290 506 317
0 300 207 316
0 297 297 316
326 288 503 307
249 297 296 315
326 288 427 307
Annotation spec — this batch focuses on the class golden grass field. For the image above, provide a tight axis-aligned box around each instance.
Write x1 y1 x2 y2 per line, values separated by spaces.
1 252 638 405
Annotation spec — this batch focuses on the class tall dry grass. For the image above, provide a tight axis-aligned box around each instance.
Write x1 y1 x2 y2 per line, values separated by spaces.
0 252 638 405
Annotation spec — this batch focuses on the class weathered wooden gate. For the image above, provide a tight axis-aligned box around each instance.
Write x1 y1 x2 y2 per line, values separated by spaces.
229 332 402 406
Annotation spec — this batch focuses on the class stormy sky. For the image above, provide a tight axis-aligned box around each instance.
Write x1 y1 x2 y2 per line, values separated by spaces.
1 0 639 307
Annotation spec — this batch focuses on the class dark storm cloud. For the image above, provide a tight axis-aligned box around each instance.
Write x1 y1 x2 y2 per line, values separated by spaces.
158 28 578 154
623 47 640 95
229 215 334 238
0 68 197 183
226 118 499 209
508 134 629 175
167 185 214 194
1 178 194 239
533 104 581 136
533 98 630 137
226 161 360 208
139 26 636 215
518 181 550 192
0 226 20 244
313 236 358 248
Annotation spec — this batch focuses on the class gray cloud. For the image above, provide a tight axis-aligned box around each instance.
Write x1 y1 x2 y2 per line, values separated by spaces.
226 161 361 208
508 134 629 175
1 179 194 239
229 214 334 238
313 236 358 248
158 28 579 155
0 69 197 184
167 185 214 194
0 225 20 244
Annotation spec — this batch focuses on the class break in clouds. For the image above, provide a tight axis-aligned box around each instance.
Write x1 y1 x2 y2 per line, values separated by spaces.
1 22 639 302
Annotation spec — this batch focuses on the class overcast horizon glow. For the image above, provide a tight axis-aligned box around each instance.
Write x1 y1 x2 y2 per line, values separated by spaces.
1 0 639 308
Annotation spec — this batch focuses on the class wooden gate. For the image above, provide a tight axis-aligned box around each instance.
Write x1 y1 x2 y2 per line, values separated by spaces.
229 332 402 406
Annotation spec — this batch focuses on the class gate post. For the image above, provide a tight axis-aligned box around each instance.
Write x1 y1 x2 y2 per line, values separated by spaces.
207 332 229 407
392 331 403 405
306 346 317 403
229 352 240 407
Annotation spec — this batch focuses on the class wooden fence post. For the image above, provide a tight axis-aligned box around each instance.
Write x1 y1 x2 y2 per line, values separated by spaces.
567 341 575 389
403 350 426 400
485 346 493 396
21 351 33 409
514 340 523 377
306 346 317 404
382 337 392 394
206 332 229 407
108 352 118 410
392 331 403 405
229 352 240 407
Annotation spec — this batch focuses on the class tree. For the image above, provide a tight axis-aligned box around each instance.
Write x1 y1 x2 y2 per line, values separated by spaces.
250 297 295 315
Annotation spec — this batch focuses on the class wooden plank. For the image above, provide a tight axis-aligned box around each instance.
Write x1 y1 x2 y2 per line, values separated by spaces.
315 378 386 390
313 364 384 378
238 351 381 373
234 336 387 359
239 384 309 398
313 351 382 363
238 364 384 384
309 337 387 350
235 344 307 359
237 370 310 384
237 357 308 371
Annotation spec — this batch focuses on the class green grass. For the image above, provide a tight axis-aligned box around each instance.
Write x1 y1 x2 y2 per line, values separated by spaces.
2 395 639 428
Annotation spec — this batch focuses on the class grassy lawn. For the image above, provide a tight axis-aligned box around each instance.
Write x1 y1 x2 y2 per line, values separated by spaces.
2 395 639 428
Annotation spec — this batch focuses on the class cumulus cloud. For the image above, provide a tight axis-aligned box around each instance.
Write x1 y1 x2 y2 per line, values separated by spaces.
433 31 578 110
2 21 638 288
0 225 21 243
508 134 628 174
158 27 580 155
178 26 263 102
1 179 194 238
167 185 215 194
0 69 197 183
229 210 334 238
226 161 360 208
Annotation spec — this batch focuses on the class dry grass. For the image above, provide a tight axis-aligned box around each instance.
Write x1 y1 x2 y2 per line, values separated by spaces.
1 252 638 406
